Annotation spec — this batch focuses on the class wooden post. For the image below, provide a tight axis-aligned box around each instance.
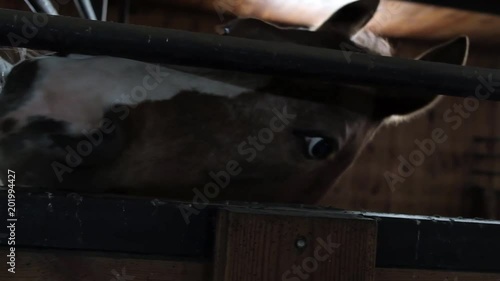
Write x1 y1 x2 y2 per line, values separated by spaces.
214 208 377 281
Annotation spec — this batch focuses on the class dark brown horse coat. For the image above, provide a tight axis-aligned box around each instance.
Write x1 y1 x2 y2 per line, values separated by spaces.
0 0 468 204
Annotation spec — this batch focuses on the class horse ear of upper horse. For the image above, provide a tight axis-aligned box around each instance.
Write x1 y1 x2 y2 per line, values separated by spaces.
370 36 470 121
316 0 379 36
215 0 379 42
215 18 293 42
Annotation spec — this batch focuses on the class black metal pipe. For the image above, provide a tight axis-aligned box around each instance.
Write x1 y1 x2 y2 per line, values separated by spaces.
0 9 499 100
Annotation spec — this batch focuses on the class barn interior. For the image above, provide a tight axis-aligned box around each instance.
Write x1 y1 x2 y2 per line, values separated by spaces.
0 0 500 280
3 0 498 219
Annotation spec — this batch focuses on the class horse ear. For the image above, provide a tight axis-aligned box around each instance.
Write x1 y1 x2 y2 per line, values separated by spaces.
372 36 470 121
215 0 379 43
316 0 379 37
215 18 301 42
216 17 342 49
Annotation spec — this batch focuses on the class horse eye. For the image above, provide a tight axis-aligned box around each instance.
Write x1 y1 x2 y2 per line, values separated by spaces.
304 137 335 159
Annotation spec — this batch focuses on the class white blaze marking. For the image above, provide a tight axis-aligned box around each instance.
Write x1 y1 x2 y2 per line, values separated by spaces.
3 56 263 135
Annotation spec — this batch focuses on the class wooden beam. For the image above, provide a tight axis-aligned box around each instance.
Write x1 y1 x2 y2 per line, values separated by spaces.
0 248 210 281
5 249 500 281
376 268 500 281
214 209 377 281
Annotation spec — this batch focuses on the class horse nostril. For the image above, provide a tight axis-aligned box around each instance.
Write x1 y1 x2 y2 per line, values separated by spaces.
1 118 16 134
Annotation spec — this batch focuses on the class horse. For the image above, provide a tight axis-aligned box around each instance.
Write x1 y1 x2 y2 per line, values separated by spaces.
0 0 468 204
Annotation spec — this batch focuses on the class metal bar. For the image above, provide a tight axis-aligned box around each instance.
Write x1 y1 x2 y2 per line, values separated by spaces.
80 0 97 20
90 0 106 21
73 0 97 20
23 0 38 13
72 0 86 19
0 9 499 100
118 0 131 23
24 0 59 15
397 0 500 17
100 0 108 21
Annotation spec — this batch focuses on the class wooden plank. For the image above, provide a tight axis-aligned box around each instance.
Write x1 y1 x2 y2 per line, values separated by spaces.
0 248 209 281
376 268 500 281
214 210 377 281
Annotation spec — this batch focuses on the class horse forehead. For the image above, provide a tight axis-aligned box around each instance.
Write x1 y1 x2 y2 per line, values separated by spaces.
243 94 367 126
151 92 368 144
